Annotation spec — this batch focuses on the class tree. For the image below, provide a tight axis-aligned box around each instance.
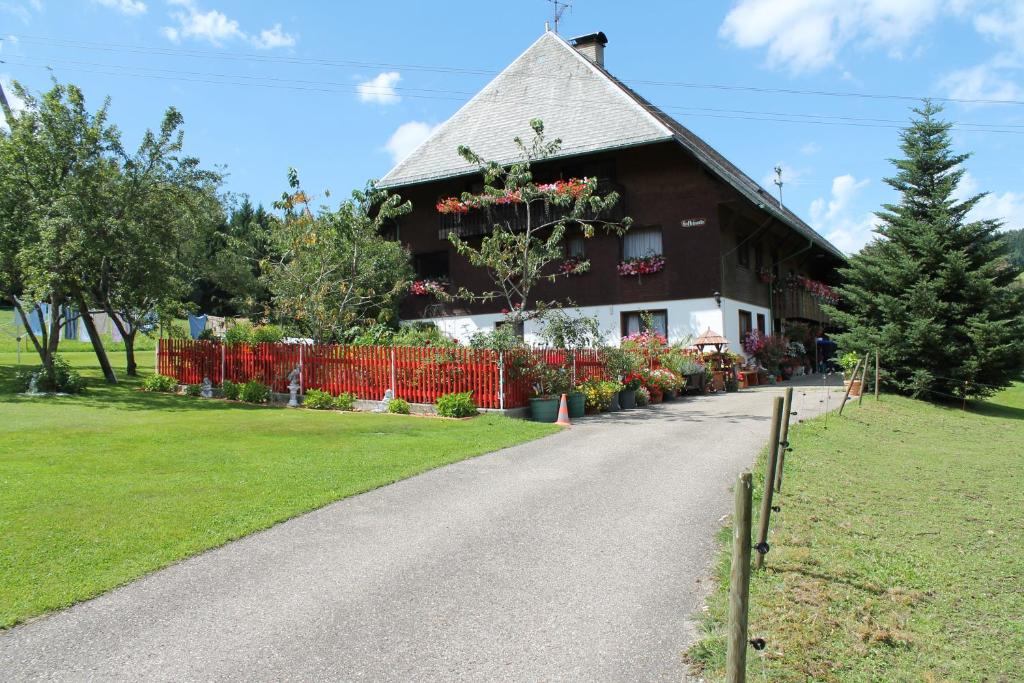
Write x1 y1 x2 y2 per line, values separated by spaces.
90 107 224 375
265 169 413 342
829 102 1024 399
0 80 117 382
445 119 630 321
190 197 276 317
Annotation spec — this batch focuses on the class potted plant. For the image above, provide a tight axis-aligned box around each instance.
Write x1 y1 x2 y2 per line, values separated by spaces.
620 372 642 409
528 361 567 422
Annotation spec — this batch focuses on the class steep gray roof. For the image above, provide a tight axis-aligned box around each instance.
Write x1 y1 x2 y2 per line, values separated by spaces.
377 31 675 188
378 31 844 260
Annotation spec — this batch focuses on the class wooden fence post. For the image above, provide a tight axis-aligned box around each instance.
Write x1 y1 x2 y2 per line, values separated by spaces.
726 470 754 683
498 351 505 411
774 386 794 493
874 350 880 400
390 347 397 394
298 344 304 395
858 353 869 406
220 343 226 385
837 356 863 416
755 396 784 570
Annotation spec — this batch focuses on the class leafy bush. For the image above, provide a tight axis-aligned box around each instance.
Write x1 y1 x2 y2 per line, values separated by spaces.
635 386 651 406
436 391 478 418
392 323 458 348
467 325 527 351
303 388 336 409
142 374 178 393
224 321 254 345
238 380 270 404
387 397 410 414
838 351 861 375
221 379 240 400
334 392 357 411
250 324 285 344
184 384 202 397
15 356 86 394
577 378 620 412
197 328 218 341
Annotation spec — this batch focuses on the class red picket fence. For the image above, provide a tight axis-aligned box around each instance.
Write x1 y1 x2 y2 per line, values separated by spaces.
157 340 608 409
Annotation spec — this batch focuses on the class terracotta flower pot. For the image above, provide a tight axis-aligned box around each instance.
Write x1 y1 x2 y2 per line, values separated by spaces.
844 379 862 397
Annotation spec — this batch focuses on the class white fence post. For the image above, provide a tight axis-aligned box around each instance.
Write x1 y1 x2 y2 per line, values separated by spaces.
220 343 226 384
299 344 304 395
499 351 505 411
572 352 577 386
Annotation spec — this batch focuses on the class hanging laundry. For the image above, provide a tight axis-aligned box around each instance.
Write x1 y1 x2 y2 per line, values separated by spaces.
188 314 208 340
64 308 79 340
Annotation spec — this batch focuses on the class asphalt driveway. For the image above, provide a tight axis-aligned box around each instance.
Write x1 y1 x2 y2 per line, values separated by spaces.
1 377 843 681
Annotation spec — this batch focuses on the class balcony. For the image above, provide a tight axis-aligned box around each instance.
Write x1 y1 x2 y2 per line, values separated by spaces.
438 180 627 240
773 288 831 323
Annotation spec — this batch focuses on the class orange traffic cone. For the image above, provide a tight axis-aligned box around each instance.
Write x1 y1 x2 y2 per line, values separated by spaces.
555 393 571 426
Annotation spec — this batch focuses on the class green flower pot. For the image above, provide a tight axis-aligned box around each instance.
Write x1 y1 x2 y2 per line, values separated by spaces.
567 391 585 418
529 397 560 423
619 389 636 409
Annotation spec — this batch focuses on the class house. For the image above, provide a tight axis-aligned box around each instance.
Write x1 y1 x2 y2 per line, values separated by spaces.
377 30 845 349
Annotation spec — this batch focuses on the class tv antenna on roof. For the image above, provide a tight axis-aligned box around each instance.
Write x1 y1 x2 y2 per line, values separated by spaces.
773 165 784 207
547 0 572 33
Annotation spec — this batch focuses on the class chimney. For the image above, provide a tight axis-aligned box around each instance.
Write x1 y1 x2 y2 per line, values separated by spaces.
571 32 608 68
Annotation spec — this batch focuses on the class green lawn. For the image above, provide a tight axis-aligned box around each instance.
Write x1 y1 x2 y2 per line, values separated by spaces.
0 341 559 629
688 384 1024 682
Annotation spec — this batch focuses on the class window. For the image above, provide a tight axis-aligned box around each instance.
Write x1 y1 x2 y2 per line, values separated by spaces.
566 235 586 258
414 251 449 279
495 319 524 340
737 236 750 268
621 309 668 338
756 313 766 334
754 242 764 271
623 227 663 260
739 310 753 340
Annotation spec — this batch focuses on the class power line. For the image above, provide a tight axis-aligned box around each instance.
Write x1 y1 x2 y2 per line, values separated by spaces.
8 32 1024 107
4 56 1024 136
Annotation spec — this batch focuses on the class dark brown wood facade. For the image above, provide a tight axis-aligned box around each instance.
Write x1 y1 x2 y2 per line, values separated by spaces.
392 141 841 326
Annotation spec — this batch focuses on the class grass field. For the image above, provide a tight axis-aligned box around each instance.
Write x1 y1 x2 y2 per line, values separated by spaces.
0 330 559 629
688 384 1024 682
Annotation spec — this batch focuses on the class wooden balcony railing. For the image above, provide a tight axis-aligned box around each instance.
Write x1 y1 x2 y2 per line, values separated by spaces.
773 288 831 323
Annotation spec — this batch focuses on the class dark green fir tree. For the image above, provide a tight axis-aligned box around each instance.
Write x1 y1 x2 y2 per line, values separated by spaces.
829 102 1024 400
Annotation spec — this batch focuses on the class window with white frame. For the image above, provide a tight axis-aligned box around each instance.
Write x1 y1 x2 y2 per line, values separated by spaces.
622 227 663 260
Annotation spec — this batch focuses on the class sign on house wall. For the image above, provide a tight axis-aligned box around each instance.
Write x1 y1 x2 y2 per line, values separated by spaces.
680 218 707 228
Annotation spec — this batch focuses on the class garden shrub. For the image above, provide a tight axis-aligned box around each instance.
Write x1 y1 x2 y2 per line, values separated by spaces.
142 374 178 393
16 356 86 394
436 391 478 418
224 321 254 345
303 389 335 409
184 384 202 397
250 324 285 344
577 378 619 412
635 386 651 406
387 397 410 414
238 380 270 404
334 392 357 411
221 379 240 400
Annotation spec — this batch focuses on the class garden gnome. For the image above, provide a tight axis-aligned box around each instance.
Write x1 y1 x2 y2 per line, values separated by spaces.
287 365 301 407
374 388 394 413
201 376 213 399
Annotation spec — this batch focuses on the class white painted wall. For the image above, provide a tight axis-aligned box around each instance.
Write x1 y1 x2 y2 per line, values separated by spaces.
406 297 736 347
719 296 773 359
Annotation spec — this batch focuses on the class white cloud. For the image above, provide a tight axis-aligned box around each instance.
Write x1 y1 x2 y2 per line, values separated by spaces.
384 121 439 164
940 63 1024 103
720 0 942 73
973 2 1024 55
93 0 147 15
252 23 295 50
0 2 33 23
800 142 821 155
161 1 294 49
957 172 1024 230
761 163 808 195
810 174 876 253
358 72 401 105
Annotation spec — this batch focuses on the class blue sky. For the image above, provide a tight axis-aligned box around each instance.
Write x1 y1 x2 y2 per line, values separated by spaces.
1 0 1022 253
